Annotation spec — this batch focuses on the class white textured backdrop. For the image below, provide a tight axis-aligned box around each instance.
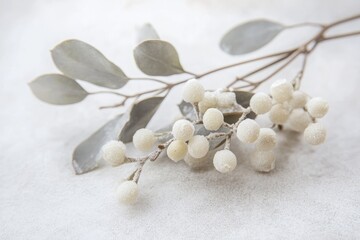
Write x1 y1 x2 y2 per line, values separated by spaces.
1 0 360 239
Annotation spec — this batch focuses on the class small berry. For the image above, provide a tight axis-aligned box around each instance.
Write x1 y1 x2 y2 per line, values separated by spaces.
287 109 312 132
270 79 294 103
101 140 126 166
289 91 308 109
133 128 156 152
304 123 326 145
117 181 139 205
203 108 224 131
306 97 329 118
255 128 277 151
199 92 217 113
269 104 290 124
213 149 237 173
167 140 188 162
182 79 205 103
188 135 210 158
216 91 236 108
251 150 275 172
250 92 272 114
236 119 260 143
172 119 195 141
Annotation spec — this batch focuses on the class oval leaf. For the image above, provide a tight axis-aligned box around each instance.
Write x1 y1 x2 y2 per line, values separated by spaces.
133 40 185 76
119 97 164 143
220 19 284 55
29 74 88 105
73 114 125 174
52 39 128 89
136 23 160 44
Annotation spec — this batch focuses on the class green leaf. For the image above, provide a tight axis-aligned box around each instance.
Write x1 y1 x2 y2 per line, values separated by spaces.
136 23 160 44
133 40 185 76
119 97 164 143
51 39 128 89
220 19 284 55
29 74 88 105
73 115 125 174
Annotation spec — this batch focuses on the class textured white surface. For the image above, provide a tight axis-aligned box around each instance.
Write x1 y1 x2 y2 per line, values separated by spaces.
1 0 360 239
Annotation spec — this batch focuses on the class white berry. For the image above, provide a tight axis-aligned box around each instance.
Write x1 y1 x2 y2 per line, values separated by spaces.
172 119 195 141
117 181 139 205
289 91 308 109
101 140 126 166
250 92 272 114
216 91 236 108
236 119 260 143
182 79 205 103
304 123 326 145
251 150 275 172
306 97 329 118
133 128 156 152
255 128 277 151
203 108 224 131
270 79 294 103
184 153 208 169
213 150 237 173
199 92 217 113
287 109 312 132
188 135 210 158
269 104 290 124
167 140 188 162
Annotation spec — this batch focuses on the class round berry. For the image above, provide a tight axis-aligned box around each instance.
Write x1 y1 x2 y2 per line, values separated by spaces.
216 92 236 108
172 119 195 141
213 150 237 173
117 181 139 205
287 109 312 132
251 150 275 172
182 79 205 103
199 92 217 113
167 140 188 162
255 128 277 151
236 119 260 143
203 108 224 131
133 128 156 152
188 135 210 158
270 79 294 103
306 97 329 118
250 92 272 114
289 91 308 109
101 140 126 166
304 123 326 145
269 104 290 124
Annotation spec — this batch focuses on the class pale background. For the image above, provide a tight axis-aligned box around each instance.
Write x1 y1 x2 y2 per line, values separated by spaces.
1 0 360 239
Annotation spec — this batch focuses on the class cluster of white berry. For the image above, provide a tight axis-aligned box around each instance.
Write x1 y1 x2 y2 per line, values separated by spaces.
250 79 328 145
100 78 328 205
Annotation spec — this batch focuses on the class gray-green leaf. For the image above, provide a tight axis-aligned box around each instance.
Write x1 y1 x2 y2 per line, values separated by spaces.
136 23 160 44
29 74 88 105
133 40 185 76
119 97 164 143
52 39 128 89
177 101 196 121
73 114 125 174
220 19 284 55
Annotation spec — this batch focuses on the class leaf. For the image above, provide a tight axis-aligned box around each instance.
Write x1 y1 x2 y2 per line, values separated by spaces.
177 101 197 121
29 74 88 105
72 114 125 174
136 23 160 44
51 39 128 89
119 97 164 143
133 40 185 76
234 90 254 108
220 19 284 55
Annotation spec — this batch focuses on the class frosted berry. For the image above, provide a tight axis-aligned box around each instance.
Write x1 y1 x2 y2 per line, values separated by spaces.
102 140 126 166
182 79 205 103
172 119 195 141
250 92 272 114
269 104 290 124
133 128 156 152
203 108 224 131
270 79 294 103
251 150 275 172
304 123 326 145
117 181 139 205
236 119 260 143
255 128 277 151
306 97 329 118
213 149 237 173
167 140 188 162
188 135 210 158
